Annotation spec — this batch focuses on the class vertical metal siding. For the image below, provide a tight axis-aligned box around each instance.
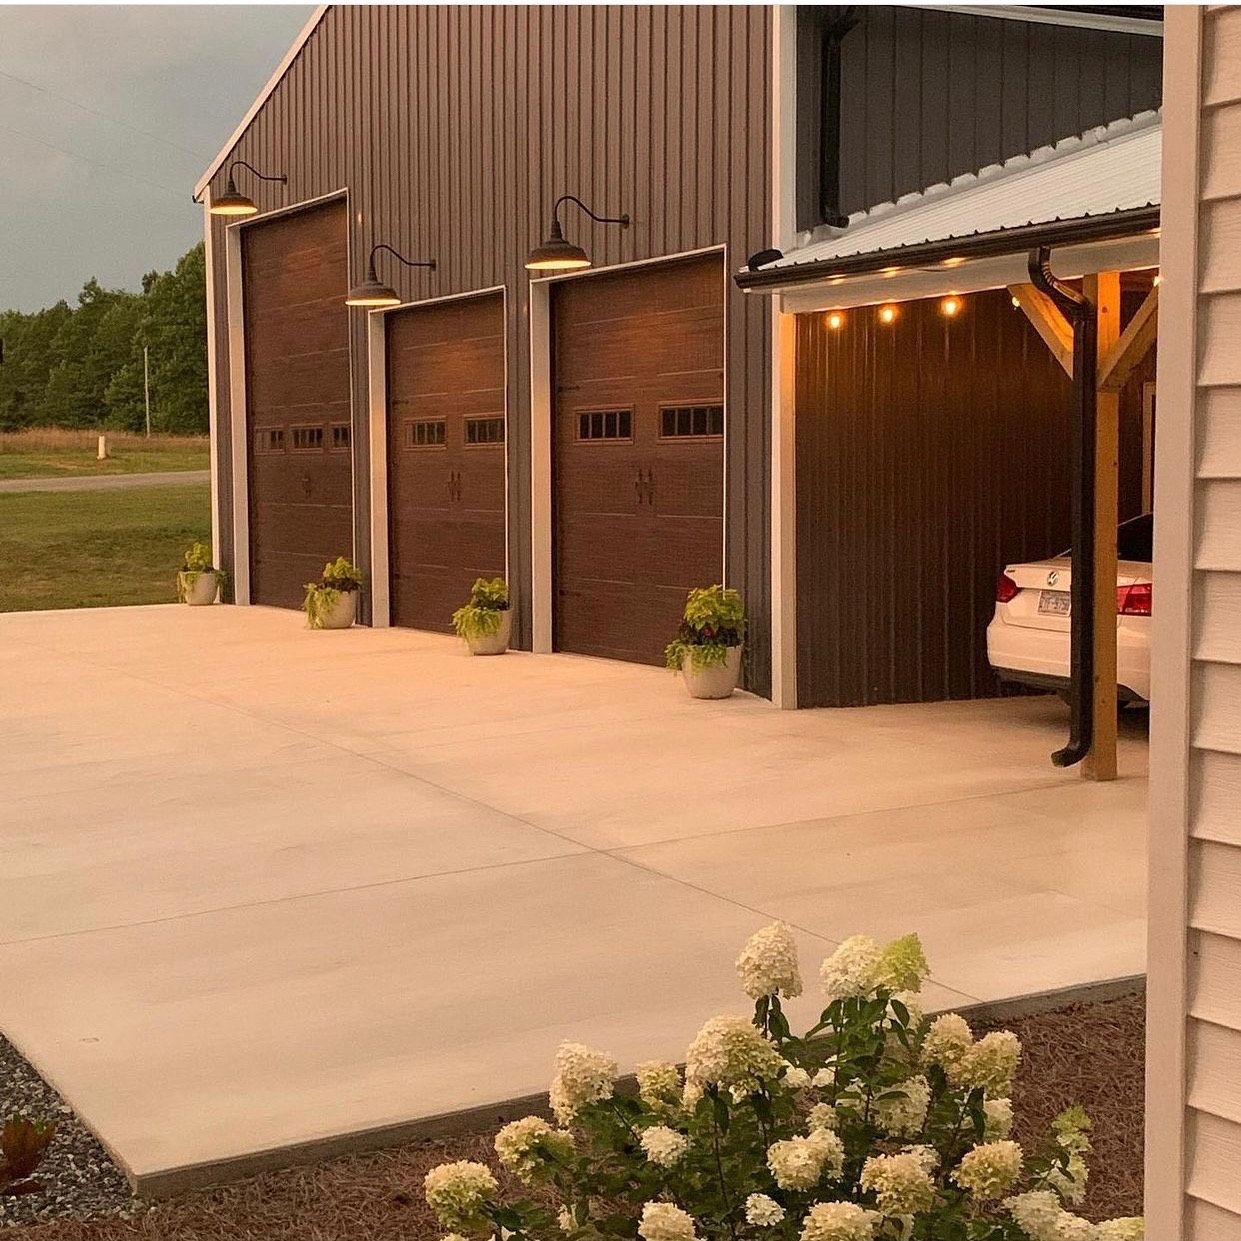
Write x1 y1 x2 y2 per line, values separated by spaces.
797 5 1163 228
206 5 773 693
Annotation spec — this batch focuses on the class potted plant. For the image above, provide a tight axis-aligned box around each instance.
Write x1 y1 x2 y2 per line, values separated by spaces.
176 541 227 606
451 577 511 655
665 584 745 699
303 556 363 629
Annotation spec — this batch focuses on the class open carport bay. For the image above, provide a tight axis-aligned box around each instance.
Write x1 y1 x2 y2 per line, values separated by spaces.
0 605 1146 1190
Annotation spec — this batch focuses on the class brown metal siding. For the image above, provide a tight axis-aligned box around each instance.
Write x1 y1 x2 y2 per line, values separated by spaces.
206 5 774 694
552 253 725 665
796 6 1163 227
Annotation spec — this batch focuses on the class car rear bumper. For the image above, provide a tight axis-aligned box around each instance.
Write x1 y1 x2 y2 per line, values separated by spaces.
986 617 1150 702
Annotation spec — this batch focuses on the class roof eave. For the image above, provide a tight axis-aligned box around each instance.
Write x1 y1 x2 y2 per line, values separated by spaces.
734 205 1162 294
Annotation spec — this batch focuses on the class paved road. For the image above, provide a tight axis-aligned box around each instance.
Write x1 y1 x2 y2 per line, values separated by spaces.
0 469 210 494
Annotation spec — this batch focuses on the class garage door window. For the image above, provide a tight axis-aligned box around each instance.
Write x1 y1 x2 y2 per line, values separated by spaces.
291 426 325 451
254 428 285 454
465 416 505 446
660 404 724 439
577 408 632 442
330 424 351 451
407 419 447 449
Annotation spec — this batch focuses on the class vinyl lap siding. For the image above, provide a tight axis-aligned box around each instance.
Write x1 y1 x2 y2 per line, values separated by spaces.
204 5 774 690
1155 8 1241 1234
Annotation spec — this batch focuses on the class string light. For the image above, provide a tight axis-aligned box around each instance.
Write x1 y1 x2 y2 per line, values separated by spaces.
826 311 845 330
940 296 962 318
1152 273 1162 287
1011 295 1021 308
878 304 897 325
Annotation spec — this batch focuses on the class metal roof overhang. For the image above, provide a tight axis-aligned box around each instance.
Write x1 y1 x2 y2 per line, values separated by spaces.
735 206 1161 315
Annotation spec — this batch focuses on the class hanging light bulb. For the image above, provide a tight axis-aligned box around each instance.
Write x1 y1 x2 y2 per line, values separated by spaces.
941 296 962 318
878 304 897 325
826 311 845 330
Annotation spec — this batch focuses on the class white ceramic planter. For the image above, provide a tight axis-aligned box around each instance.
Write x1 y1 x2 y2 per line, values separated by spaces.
316 589 357 630
465 609 511 656
179 571 218 606
681 645 743 699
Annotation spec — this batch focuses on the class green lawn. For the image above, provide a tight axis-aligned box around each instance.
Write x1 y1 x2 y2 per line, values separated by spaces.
0 430 209 480
0 484 212 612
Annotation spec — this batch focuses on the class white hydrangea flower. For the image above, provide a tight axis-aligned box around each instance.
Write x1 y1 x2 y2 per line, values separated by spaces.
921 1013 973 1070
984 1097 1014 1139
874 1075 930 1136
1046 1152 1089 1206
736 921 804 999
766 1129 845 1190
902 1144 939 1172
1005 1190 1097 1241
949 1030 1021 1095
1095 1220 1144 1241
744 1193 786 1226
640 1125 690 1167
807 1102 839 1131
638 1201 699 1241
685 1015 783 1092
891 990 925 1030
819 935 882 1001
494 1116 574 1182
558 1204 576 1234
859 1150 936 1216
873 934 930 994
682 1078 704 1111
549 1042 617 1125
636 1061 682 1107
799 1200 879 1241
952 1139 1023 1199
783 1063 813 1091
812 1066 837 1089
424 1161 498 1232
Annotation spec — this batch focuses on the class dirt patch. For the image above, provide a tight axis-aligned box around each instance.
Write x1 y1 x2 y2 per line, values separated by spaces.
2 992 1144 1238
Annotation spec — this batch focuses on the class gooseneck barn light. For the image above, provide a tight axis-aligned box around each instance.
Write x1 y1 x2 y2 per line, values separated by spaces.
208 160 288 217
526 195 630 272
345 244 437 308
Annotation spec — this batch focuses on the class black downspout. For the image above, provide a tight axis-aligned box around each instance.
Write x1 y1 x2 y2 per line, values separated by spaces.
1027 246 1096 768
819 8 857 229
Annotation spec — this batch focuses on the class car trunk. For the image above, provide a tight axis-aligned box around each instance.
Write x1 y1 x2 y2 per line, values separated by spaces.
1004 557 1150 632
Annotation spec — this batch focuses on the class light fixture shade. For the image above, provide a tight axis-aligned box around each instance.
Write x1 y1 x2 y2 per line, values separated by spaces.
525 219 591 272
208 176 259 217
345 258 402 308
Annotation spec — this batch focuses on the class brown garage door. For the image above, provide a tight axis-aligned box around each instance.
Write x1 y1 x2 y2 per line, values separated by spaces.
242 199 353 608
386 293 506 632
552 254 724 664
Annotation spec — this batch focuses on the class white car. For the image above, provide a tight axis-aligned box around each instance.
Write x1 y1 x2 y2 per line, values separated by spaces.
987 512 1152 703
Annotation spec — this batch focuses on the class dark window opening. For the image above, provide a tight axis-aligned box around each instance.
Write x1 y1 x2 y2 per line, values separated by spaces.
291 425 324 451
577 409 633 441
408 419 447 449
254 427 285 453
465 416 505 446
660 404 724 439
331 424 351 451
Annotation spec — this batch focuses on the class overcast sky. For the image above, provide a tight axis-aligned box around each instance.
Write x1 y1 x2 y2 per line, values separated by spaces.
0 4 314 312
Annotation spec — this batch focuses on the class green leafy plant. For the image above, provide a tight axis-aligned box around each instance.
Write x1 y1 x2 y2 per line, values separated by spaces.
0 1115 57 1196
423 925 1143 1241
452 577 510 640
665 585 746 672
175 539 229 602
303 556 363 629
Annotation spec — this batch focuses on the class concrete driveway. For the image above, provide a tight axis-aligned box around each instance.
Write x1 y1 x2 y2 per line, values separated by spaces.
0 605 1147 1191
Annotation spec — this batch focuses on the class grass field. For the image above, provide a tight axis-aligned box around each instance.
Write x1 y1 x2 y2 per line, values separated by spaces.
0 483 212 612
0 429 209 480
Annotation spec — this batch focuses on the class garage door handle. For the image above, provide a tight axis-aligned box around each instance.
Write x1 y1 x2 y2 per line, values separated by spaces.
448 470 462 502
634 468 655 506
301 473 313 498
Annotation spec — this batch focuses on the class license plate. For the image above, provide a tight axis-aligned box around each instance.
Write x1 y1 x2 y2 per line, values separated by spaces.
1038 591 1071 616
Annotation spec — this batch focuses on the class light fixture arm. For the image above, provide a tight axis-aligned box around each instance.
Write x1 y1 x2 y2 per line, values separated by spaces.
367 243 437 279
551 194 630 231
227 160 288 187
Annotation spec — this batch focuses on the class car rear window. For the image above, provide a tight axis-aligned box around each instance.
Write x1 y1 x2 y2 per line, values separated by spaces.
1117 513 1153 562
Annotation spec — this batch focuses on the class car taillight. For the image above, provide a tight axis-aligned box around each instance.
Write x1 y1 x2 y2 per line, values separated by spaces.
996 572 1020 603
1117 582 1152 616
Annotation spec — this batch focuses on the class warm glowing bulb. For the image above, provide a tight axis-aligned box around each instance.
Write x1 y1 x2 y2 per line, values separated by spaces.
1011 295 1021 308
826 311 845 330
878 305 897 325
941 296 961 318
1153 273 1162 287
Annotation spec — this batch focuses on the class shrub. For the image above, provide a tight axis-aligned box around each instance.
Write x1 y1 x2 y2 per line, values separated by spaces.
452 577 510 640
0 1115 57 1196
175 539 228 602
303 556 363 628
423 923 1143 1241
665 586 746 672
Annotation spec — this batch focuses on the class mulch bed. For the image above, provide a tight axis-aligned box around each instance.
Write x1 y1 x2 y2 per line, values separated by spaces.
2 992 1145 1238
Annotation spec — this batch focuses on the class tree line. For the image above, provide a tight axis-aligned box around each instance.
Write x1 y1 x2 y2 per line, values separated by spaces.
0 243 208 435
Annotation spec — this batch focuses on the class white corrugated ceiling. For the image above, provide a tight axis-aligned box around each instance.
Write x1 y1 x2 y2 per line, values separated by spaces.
763 109 1161 273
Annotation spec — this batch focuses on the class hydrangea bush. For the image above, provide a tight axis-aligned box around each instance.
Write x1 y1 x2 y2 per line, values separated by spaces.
424 924 1143 1241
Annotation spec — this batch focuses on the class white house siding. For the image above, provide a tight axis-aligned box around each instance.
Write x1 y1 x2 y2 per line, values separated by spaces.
1149 7 1241 1236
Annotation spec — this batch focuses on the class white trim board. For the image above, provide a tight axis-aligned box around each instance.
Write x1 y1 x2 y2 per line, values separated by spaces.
364 285 510 631
527 245 731 660
194 6 329 200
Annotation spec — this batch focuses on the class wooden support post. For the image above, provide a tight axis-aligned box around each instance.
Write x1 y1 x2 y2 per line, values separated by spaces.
1083 273 1121 781
1008 283 1074 377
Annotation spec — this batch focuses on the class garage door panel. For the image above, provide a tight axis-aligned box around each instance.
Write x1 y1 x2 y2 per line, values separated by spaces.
552 254 725 665
243 199 353 610
386 292 506 632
